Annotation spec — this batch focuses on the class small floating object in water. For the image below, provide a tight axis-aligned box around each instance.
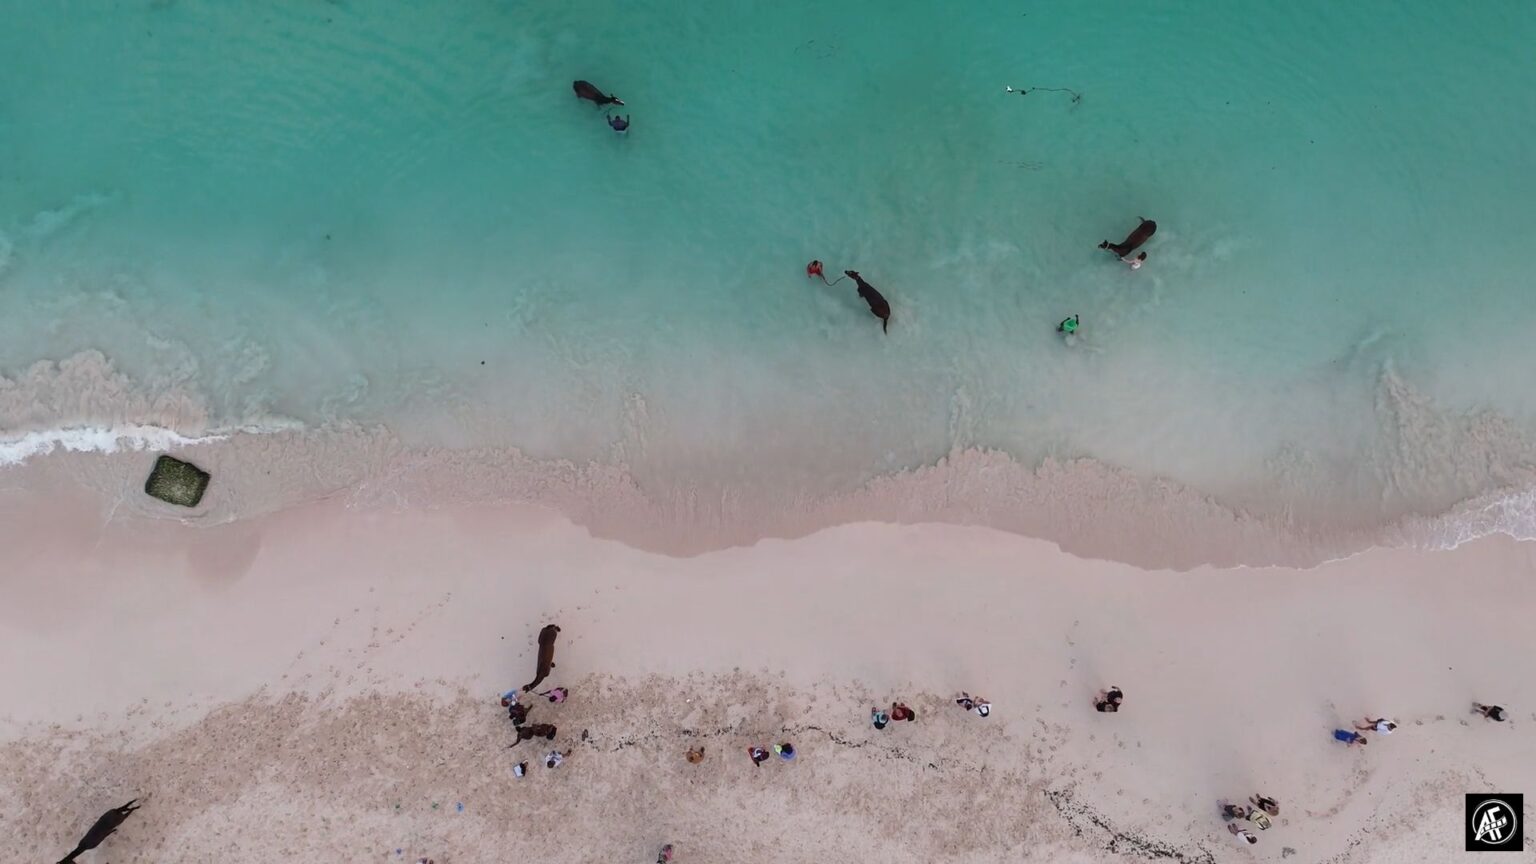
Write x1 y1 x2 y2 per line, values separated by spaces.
143 454 210 507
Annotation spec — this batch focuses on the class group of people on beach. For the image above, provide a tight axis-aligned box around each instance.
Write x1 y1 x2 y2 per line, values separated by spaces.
493 616 1514 859
502 624 570 774
1218 704 1509 847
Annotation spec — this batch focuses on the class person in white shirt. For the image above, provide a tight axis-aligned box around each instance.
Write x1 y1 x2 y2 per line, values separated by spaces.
1228 824 1257 845
1354 717 1397 734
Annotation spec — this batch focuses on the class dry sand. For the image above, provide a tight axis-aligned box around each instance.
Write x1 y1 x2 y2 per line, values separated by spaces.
1 477 1532 862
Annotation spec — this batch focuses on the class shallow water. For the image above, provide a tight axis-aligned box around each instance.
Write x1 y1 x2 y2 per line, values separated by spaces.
3 1 1536 556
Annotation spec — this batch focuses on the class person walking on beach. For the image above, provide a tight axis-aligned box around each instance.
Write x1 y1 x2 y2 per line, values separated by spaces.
748 746 771 767
607 114 630 133
1354 717 1396 735
1333 728 1368 747
1228 824 1258 845
1249 794 1279 816
509 723 558 747
538 687 569 704
1057 314 1080 335
1094 687 1124 713
1473 702 1508 722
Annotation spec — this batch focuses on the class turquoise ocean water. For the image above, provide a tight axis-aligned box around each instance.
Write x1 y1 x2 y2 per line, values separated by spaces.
3 1 1536 558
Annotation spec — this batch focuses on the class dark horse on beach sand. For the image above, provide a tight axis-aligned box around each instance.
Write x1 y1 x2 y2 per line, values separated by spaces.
58 799 141 864
522 624 561 692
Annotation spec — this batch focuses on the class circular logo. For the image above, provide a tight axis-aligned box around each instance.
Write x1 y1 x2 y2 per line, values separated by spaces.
1471 799 1519 846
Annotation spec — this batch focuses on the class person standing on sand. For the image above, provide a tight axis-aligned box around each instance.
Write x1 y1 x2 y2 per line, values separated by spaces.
686 746 706 763
1354 717 1396 735
1474 703 1508 722
775 742 796 761
872 707 890 730
545 750 566 769
1333 728 1368 747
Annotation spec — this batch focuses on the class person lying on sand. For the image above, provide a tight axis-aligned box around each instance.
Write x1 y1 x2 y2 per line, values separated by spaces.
1094 687 1124 713
1333 728 1368 747
1354 717 1396 734
748 746 771 767
1474 702 1507 721
891 702 916 722
1221 803 1251 821
872 707 890 730
538 687 568 704
1249 794 1280 816
1228 824 1258 845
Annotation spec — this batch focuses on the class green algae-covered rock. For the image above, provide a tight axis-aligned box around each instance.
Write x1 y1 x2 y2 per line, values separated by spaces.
144 455 211 507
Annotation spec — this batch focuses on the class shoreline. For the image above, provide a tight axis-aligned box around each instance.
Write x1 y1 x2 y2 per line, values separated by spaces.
2 488 1532 861
12 423 1536 573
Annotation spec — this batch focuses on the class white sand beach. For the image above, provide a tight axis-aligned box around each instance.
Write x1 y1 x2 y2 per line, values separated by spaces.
1 466 1531 863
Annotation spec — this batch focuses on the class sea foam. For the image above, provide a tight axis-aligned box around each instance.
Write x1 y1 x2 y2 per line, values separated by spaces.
0 424 226 466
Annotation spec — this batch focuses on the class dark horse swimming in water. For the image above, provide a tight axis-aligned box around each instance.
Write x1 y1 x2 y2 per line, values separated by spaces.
58 799 141 863
1099 217 1157 257
573 80 624 106
844 270 891 333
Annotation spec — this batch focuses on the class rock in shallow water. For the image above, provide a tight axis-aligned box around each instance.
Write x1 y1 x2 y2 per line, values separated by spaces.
144 455 210 507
